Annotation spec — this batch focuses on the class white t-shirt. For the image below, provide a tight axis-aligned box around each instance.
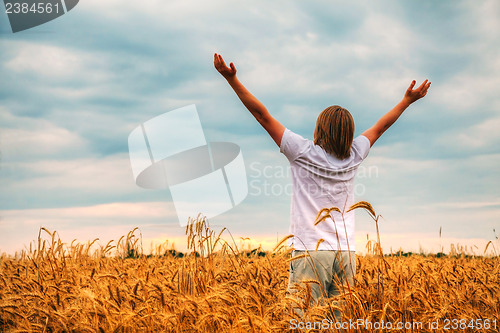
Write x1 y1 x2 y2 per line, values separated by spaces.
280 128 371 251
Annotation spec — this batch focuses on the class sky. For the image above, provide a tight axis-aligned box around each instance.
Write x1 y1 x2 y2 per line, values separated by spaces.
0 0 499 255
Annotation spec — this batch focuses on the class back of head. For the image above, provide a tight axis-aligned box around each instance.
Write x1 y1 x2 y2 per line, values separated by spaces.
314 105 355 160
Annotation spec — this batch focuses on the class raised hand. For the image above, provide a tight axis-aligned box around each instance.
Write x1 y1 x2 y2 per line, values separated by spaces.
214 53 237 80
212 52 285 146
362 78 431 147
403 79 431 104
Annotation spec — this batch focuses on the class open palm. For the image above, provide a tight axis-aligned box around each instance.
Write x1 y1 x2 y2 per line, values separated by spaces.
214 53 236 79
404 80 431 104
404 79 431 104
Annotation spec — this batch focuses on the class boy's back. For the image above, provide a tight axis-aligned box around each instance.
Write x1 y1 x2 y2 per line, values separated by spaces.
280 128 370 251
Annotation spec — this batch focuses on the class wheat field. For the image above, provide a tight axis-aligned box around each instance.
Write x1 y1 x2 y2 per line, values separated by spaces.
1 207 499 332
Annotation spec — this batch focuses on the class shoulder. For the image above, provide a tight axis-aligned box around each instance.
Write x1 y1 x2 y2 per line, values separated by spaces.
279 128 313 162
351 135 371 160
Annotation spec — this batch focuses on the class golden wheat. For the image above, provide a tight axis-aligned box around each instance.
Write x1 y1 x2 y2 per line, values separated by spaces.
0 214 498 332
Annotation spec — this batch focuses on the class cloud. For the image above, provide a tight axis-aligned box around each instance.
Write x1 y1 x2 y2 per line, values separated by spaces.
0 201 182 254
429 73 500 115
443 116 500 151
0 0 498 255
0 107 89 160
0 153 152 210
6 42 88 78
1 201 175 223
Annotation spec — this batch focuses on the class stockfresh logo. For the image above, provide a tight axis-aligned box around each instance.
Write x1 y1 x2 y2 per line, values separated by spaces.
3 0 79 33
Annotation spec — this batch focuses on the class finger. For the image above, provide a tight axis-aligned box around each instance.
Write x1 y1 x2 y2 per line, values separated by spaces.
417 79 428 91
408 80 416 91
215 55 222 68
218 54 227 67
420 82 431 97
230 62 236 72
421 81 431 93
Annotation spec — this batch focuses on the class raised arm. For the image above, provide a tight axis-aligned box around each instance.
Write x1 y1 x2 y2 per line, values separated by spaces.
214 53 285 147
362 79 431 147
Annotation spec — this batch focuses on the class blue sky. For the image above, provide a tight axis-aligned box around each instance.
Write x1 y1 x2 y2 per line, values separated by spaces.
1 0 499 255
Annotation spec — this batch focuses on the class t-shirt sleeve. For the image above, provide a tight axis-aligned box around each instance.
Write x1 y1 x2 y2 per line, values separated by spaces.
352 135 371 160
279 128 311 162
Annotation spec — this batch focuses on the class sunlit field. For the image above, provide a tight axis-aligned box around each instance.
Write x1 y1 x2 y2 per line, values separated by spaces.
1 205 499 332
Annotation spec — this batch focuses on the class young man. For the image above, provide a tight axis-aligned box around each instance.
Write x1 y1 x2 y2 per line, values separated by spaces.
214 53 430 311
